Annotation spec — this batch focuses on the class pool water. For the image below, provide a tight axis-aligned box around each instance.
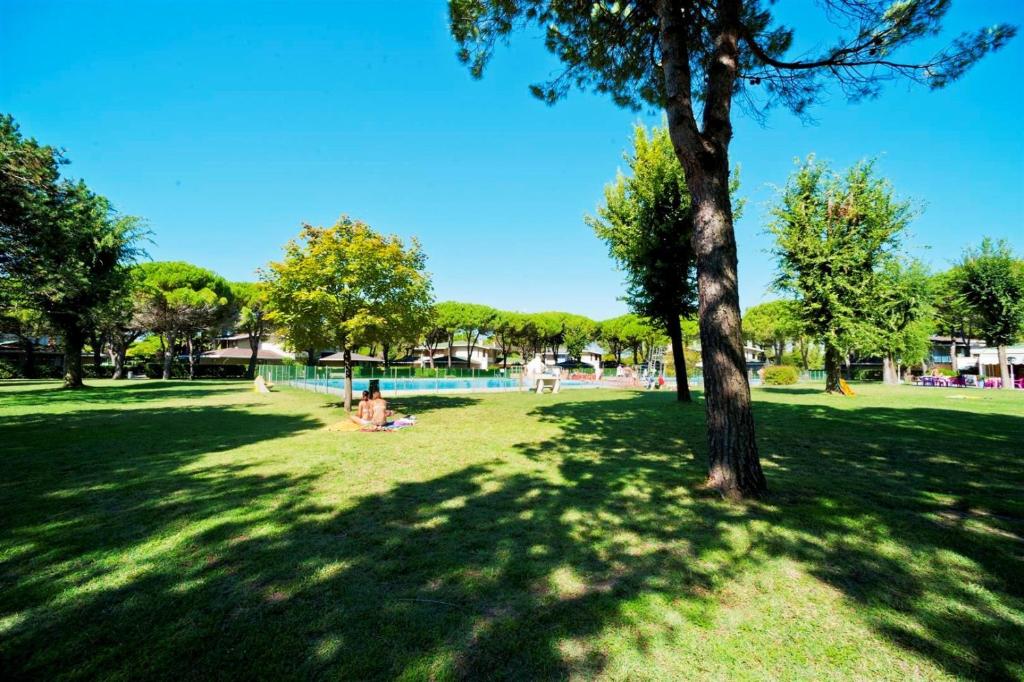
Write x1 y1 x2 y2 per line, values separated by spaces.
306 377 591 393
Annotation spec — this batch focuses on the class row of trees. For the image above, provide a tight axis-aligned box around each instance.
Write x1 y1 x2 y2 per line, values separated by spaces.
763 157 1024 391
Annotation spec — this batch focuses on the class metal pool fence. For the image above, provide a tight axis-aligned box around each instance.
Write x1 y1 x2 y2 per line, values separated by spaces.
255 364 825 397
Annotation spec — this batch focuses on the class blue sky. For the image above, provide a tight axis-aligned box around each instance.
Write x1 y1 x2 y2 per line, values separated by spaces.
3 0 1021 319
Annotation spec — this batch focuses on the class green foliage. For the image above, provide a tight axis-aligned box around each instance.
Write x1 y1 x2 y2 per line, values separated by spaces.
854 259 935 367
588 123 697 330
136 261 233 337
956 238 1024 347
762 365 799 386
127 334 165 359
742 300 801 361
0 359 20 379
264 216 433 400
0 115 145 387
448 1 1014 116
770 157 913 388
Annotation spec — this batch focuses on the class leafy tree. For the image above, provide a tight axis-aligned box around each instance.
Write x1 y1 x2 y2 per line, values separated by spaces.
560 313 598 364
452 303 497 368
491 310 530 369
599 315 630 365
93 265 146 380
930 266 980 371
856 259 934 384
265 217 432 409
0 305 49 378
448 0 1015 497
433 301 464 368
588 123 698 401
770 158 912 393
1 115 144 387
742 300 800 364
136 261 232 380
957 239 1024 390
230 281 273 379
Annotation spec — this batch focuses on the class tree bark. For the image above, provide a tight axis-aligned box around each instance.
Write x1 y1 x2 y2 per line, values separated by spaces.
774 339 784 365
656 0 765 499
998 344 1011 390
89 331 103 372
343 347 353 411
246 328 261 380
949 340 957 372
186 336 197 380
112 344 128 380
882 354 898 385
62 322 85 389
666 315 691 402
162 332 175 380
824 343 842 393
20 336 36 378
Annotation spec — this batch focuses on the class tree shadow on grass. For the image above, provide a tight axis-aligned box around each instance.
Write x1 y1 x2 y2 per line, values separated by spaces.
0 379 249 408
515 392 1024 679
2 390 1021 679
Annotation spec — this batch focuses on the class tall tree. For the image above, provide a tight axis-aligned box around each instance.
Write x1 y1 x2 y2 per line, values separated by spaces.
433 301 464 369
93 265 146 380
588 123 700 401
770 158 911 393
1 116 144 387
561 313 598 364
855 259 934 384
742 300 799 365
599 315 629 365
136 261 232 380
265 217 433 410
448 1 1014 497
453 303 497 369
230 281 273 380
930 266 979 371
957 239 1024 390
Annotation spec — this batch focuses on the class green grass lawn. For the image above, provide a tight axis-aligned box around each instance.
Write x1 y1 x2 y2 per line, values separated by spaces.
1 380 1022 680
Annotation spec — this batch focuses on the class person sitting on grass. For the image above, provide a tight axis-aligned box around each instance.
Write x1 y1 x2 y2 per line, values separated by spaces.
349 390 373 426
370 389 393 429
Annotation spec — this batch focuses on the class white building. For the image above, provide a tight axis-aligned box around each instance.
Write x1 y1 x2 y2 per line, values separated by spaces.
201 333 295 365
958 345 1024 379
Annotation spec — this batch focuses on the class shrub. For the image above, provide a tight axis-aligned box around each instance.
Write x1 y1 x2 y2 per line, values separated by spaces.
0 359 21 379
763 365 799 385
852 368 882 381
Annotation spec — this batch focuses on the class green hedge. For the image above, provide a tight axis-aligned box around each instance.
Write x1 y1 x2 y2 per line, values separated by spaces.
763 365 800 385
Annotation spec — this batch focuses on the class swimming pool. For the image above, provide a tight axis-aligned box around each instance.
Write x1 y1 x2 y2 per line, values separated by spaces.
291 377 594 394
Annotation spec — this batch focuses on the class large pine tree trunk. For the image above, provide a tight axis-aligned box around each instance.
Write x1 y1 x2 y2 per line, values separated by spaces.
998 344 1011 390
824 344 842 393
690 188 766 499
62 322 85 389
666 314 691 402
656 0 765 499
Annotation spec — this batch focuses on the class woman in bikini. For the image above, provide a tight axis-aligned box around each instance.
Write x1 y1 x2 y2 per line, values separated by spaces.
350 390 373 426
